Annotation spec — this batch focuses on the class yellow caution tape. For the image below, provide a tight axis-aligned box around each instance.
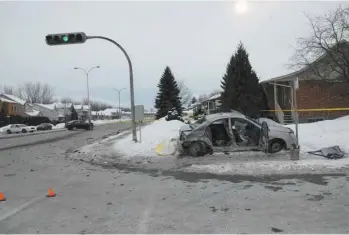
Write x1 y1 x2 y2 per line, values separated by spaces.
261 107 349 112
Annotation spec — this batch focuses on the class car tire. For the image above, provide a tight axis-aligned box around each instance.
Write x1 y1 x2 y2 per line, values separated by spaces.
268 139 285 154
22 129 27 133
188 141 205 157
7 130 11 134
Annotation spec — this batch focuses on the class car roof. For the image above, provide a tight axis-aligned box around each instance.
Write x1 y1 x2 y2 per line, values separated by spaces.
205 112 246 122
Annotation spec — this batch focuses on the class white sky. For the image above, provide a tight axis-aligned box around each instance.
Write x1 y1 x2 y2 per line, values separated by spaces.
0 0 346 109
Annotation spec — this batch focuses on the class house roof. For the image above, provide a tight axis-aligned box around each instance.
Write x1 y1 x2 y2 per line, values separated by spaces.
25 110 41 116
207 93 221 101
34 103 55 110
262 40 349 83
1 94 26 105
0 97 17 103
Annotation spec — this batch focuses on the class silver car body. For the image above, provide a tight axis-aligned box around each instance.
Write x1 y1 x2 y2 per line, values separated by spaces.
178 112 297 155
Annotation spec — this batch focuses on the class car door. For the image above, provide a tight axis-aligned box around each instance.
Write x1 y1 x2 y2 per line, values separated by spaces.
207 118 235 152
14 124 21 133
230 117 262 151
259 121 269 153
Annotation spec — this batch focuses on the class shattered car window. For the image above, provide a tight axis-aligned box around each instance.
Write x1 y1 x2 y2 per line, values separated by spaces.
190 116 206 128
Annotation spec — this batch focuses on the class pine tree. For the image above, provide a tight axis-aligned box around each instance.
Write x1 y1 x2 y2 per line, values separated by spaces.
220 42 268 117
191 96 197 104
220 54 238 112
154 66 183 119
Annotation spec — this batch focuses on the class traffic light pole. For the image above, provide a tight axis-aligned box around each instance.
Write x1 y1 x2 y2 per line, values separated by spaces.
86 36 137 142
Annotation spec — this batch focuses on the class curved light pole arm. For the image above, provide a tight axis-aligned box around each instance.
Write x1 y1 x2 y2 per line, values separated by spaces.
87 35 137 142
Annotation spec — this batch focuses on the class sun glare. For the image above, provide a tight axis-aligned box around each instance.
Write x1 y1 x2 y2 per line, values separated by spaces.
235 0 248 14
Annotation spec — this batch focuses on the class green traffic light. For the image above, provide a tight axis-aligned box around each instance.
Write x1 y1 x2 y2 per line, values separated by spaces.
62 35 69 42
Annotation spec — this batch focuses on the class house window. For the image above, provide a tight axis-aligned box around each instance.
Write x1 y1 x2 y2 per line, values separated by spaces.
307 117 324 123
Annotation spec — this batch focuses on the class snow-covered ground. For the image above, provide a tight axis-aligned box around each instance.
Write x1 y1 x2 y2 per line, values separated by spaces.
92 118 130 126
286 118 349 153
113 118 183 157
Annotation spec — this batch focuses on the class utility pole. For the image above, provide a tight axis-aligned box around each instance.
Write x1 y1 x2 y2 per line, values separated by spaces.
73 66 100 122
114 88 126 121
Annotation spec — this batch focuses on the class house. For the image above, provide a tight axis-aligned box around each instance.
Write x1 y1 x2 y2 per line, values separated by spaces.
201 93 222 114
73 105 90 120
0 94 27 117
261 53 349 124
0 96 18 117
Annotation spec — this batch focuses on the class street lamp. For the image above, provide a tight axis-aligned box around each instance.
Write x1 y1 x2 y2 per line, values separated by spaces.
114 88 126 121
45 32 138 142
73 65 100 122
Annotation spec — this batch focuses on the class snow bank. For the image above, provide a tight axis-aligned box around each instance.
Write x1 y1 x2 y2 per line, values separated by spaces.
113 118 183 157
286 116 349 153
92 119 129 126
53 123 65 129
188 156 349 175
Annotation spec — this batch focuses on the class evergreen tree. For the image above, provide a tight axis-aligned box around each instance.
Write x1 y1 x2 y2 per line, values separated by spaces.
154 66 183 119
220 54 238 112
220 42 268 117
70 105 78 120
191 96 197 104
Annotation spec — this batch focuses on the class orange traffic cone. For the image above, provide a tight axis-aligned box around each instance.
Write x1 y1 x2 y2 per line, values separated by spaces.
47 188 56 197
0 192 6 201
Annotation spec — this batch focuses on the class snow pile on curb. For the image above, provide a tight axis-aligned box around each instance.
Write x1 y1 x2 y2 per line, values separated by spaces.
53 123 65 129
286 117 349 153
188 156 349 175
92 119 129 126
113 118 183 157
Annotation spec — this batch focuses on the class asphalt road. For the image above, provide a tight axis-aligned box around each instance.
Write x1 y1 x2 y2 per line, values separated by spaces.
1 122 349 233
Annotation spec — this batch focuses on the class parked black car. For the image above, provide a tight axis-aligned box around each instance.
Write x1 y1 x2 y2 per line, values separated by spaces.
37 123 53 131
66 120 94 130
165 109 184 122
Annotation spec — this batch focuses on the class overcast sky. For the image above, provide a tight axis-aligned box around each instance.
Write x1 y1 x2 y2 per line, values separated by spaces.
0 1 346 109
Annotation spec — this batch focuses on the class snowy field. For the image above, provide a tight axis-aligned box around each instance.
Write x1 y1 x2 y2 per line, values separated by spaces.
113 115 349 173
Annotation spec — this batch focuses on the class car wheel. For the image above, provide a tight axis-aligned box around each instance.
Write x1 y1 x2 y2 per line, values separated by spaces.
22 129 27 133
268 139 285 154
188 141 205 157
7 130 11 134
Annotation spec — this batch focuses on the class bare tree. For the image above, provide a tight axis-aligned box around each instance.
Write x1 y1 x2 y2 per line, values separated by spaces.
22 82 55 104
197 94 209 102
177 80 193 107
60 97 73 104
2 85 15 95
15 86 26 100
290 5 349 82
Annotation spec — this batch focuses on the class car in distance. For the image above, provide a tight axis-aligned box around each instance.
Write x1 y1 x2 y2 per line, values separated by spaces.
66 120 94 130
6 124 37 134
36 123 53 131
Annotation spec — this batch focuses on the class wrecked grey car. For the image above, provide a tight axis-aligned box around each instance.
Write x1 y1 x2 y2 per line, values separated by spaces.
177 112 298 157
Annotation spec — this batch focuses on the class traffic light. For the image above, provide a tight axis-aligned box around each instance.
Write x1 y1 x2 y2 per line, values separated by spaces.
45 32 87 46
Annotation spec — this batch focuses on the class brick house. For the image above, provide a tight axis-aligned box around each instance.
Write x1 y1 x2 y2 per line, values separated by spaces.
261 59 349 124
